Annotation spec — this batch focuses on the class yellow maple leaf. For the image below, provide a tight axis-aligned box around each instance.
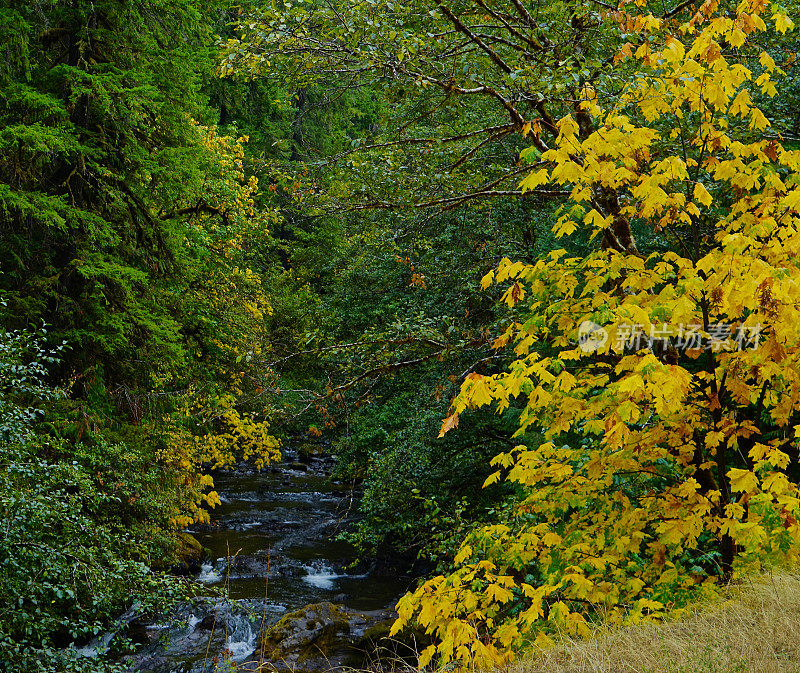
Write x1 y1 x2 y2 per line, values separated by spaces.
728 468 759 493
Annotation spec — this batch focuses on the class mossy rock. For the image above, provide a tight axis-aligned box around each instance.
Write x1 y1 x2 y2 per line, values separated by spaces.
358 618 394 645
173 532 203 570
258 602 352 662
296 441 325 461
150 531 204 572
351 618 433 667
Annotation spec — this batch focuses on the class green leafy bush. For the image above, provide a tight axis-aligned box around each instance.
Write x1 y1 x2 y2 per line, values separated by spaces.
0 324 187 673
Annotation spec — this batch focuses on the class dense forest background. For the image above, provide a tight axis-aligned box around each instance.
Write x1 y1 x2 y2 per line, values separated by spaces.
1 0 799 671
0 1 544 668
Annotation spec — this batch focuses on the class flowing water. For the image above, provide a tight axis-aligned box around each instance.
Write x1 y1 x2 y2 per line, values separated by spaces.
112 450 410 672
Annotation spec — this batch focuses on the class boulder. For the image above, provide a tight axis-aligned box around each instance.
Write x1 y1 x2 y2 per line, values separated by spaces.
255 603 407 672
258 602 351 664
353 616 432 666
172 532 204 573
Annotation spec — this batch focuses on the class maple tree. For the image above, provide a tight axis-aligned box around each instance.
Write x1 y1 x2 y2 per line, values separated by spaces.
387 0 800 668
220 0 627 214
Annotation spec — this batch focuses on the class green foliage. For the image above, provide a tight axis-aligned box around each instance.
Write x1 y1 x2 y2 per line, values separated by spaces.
258 198 552 560
0 438 188 673
0 3 281 671
0 0 220 385
0 315 64 445
0 0 281 479
0 323 190 673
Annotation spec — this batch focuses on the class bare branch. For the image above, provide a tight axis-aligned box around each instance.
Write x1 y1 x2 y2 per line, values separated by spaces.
434 0 514 74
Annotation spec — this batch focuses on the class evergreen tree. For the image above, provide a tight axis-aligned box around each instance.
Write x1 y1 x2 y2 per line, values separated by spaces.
0 0 217 389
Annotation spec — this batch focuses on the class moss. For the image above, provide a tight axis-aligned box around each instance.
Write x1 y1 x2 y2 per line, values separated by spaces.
173 532 203 569
257 602 352 661
359 619 394 644
149 531 203 571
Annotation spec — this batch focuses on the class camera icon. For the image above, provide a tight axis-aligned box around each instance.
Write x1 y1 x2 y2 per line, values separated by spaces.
578 320 608 353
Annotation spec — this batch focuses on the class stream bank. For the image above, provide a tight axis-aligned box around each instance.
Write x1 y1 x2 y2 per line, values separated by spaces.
120 449 415 672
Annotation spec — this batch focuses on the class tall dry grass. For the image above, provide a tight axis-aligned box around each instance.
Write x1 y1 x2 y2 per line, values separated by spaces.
505 572 800 673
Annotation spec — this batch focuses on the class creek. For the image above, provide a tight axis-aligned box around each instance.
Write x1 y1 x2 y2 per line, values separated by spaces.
119 449 412 672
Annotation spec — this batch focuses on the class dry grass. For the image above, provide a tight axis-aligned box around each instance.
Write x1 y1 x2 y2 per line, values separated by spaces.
507 572 800 673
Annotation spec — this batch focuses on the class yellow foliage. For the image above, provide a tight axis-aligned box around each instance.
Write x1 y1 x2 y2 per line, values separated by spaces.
392 0 800 668
162 388 280 527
